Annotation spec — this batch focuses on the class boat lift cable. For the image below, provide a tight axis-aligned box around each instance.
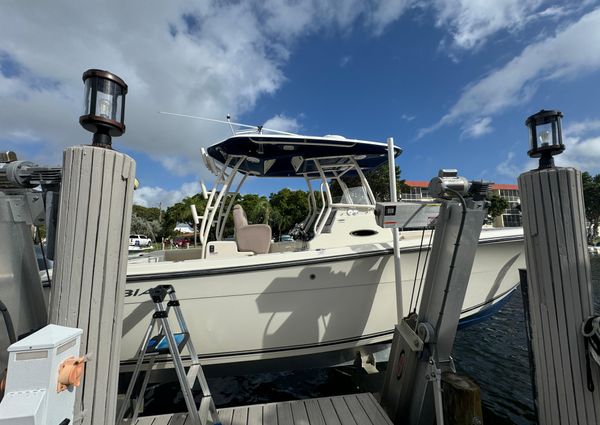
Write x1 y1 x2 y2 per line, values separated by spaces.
36 226 51 287
158 111 300 136
0 299 16 344
409 228 427 313
411 226 435 314
433 188 467 347
414 227 435 312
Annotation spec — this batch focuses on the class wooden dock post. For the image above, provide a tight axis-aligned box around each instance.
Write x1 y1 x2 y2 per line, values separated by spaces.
441 372 483 425
50 145 135 425
519 109 600 425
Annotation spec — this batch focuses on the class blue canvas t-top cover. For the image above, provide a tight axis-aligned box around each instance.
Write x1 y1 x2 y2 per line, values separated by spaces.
206 133 402 177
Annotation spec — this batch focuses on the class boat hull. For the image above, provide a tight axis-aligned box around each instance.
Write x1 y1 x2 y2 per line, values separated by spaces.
121 231 524 372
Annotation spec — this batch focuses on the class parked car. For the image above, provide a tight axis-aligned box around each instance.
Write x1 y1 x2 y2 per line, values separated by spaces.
129 234 152 247
173 235 194 247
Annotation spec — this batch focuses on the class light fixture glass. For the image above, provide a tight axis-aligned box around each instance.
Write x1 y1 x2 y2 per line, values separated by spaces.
525 109 564 169
538 128 551 146
80 69 128 148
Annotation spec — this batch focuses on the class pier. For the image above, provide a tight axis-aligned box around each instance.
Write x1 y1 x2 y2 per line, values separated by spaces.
122 393 391 425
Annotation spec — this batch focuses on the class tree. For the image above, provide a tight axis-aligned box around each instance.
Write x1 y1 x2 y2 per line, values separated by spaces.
269 188 309 238
130 213 161 241
161 194 207 238
132 205 161 222
582 171 600 242
487 194 509 219
130 205 163 241
239 194 270 225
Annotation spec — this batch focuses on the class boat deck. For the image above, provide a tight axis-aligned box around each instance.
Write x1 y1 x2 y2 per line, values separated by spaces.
124 393 392 425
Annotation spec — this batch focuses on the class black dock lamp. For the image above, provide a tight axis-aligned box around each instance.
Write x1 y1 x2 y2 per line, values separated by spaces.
525 109 564 169
79 69 128 148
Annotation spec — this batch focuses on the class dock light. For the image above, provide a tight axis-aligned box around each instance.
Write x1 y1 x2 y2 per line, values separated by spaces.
79 69 128 148
525 109 564 169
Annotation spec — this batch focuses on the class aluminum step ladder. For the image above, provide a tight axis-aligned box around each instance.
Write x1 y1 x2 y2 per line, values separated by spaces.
117 284 221 425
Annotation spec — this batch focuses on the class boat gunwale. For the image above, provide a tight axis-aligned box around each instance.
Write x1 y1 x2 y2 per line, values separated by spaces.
125 234 523 282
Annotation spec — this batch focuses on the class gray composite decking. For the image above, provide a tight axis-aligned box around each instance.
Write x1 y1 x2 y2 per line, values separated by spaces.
124 393 393 425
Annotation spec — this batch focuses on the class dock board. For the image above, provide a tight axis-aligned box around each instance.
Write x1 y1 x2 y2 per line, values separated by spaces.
124 393 392 425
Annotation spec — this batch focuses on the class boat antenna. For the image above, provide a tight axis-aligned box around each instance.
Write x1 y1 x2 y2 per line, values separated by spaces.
159 111 299 136
226 115 235 135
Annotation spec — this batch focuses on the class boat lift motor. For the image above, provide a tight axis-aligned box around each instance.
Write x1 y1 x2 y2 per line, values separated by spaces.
0 324 83 425
0 152 62 372
0 152 62 259
379 169 490 425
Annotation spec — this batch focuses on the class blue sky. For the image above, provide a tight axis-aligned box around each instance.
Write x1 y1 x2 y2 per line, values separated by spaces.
2 1 600 207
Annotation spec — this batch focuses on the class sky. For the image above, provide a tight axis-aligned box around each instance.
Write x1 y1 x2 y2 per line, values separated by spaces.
2 0 600 207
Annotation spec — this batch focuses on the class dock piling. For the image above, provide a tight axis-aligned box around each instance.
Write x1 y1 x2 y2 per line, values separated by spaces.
440 372 483 425
50 145 135 425
518 109 600 424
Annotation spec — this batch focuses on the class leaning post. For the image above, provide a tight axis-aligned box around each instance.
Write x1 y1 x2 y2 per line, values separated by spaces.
49 69 134 425
518 109 600 425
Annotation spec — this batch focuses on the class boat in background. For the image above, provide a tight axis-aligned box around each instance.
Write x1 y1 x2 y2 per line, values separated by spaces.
119 128 525 373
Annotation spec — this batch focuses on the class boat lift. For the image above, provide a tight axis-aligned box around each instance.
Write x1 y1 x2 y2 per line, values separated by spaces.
377 169 490 425
0 152 61 371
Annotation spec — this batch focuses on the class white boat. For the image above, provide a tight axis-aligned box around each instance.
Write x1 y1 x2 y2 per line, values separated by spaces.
120 130 524 373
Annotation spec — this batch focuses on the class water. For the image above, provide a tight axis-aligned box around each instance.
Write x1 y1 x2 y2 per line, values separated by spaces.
143 256 600 423
454 255 600 424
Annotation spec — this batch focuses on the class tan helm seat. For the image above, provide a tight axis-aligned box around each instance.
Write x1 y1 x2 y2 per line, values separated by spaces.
232 204 271 254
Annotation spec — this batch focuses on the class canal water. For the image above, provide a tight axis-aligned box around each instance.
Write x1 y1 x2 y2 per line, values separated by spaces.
144 256 600 424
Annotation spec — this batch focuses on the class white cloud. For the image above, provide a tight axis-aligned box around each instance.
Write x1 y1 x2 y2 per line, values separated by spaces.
401 113 416 121
555 135 600 172
496 151 526 178
461 116 493 139
554 119 600 172
537 5 570 19
432 0 548 52
134 181 200 208
0 1 287 174
0 0 417 177
157 155 202 178
564 119 600 137
369 0 415 35
259 0 416 39
419 8 600 138
262 114 301 133
3 0 591 200
340 56 352 67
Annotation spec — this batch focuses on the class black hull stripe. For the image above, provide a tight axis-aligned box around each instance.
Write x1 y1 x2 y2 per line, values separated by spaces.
127 236 522 283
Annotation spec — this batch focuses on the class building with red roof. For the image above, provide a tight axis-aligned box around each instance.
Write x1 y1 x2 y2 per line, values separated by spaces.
402 181 521 228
